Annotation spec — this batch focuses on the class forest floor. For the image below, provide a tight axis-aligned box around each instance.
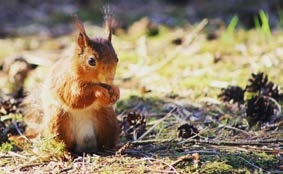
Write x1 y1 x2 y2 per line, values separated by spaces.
0 1 283 174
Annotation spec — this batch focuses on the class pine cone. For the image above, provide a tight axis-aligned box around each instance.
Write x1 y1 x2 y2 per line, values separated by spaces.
246 72 268 93
218 85 245 104
245 72 283 102
260 81 282 101
0 97 21 116
177 123 199 139
246 96 275 126
120 112 146 140
0 121 8 144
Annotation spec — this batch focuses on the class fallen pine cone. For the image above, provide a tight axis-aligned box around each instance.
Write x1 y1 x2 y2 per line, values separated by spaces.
120 112 146 140
177 123 199 139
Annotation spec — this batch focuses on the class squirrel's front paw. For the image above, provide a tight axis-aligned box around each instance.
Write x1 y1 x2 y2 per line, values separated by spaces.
95 84 120 105
109 85 120 103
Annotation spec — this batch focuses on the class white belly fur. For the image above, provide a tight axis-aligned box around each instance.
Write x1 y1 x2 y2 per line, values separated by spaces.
70 108 97 153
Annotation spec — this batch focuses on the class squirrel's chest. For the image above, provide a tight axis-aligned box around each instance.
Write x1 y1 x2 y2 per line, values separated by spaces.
69 109 98 153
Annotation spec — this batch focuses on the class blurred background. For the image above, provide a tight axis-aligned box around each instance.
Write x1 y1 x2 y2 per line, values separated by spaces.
1 0 283 37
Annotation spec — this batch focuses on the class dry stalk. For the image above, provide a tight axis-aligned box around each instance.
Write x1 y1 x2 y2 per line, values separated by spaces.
19 162 46 172
170 153 192 167
131 138 175 146
238 155 262 171
116 142 131 155
178 127 208 144
198 139 283 146
217 124 251 137
138 157 179 174
136 107 177 141
8 151 27 159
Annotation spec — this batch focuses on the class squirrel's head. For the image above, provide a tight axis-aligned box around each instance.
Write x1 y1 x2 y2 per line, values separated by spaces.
72 16 118 85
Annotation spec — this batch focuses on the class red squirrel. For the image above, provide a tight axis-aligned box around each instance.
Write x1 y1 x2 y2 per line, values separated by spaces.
23 16 120 154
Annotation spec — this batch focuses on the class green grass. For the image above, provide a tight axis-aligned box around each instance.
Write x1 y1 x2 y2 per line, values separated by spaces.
221 15 239 43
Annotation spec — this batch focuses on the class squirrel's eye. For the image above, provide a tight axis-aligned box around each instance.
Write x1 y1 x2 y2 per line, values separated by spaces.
88 57 96 66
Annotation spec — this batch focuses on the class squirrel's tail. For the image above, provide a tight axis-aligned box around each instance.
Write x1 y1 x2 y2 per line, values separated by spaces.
21 87 44 138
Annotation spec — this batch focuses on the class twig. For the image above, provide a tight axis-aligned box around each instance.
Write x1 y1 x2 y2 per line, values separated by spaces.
138 157 179 174
135 107 177 141
8 151 27 159
184 18 208 45
144 169 179 173
266 96 282 117
60 166 73 173
133 137 283 147
217 124 251 137
198 139 283 146
209 145 250 153
131 138 175 146
170 154 192 167
178 128 208 144
82 153 86 174
238 155 262 171
125 148 150 158
19 162 46 171
116 142 131 155
11 121 32 143
12 121 23 136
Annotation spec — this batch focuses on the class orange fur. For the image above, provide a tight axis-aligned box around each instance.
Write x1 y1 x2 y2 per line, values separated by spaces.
23 17 120 154
93 107 119 149
48 110 74 150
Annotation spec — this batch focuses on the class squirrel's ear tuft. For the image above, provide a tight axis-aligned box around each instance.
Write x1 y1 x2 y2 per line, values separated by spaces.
103 6 113 42
73 15 89 49
107 22 112 42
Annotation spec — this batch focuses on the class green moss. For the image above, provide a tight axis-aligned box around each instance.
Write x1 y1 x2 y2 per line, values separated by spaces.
199 161 233 174
248 152 278 170
0 142 13 152
222 152 278 172
31 135 67 161
197 151 278 173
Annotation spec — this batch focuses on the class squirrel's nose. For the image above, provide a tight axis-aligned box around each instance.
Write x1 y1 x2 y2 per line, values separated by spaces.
105 77 114 84
99 75 114 84
98 71 114 84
